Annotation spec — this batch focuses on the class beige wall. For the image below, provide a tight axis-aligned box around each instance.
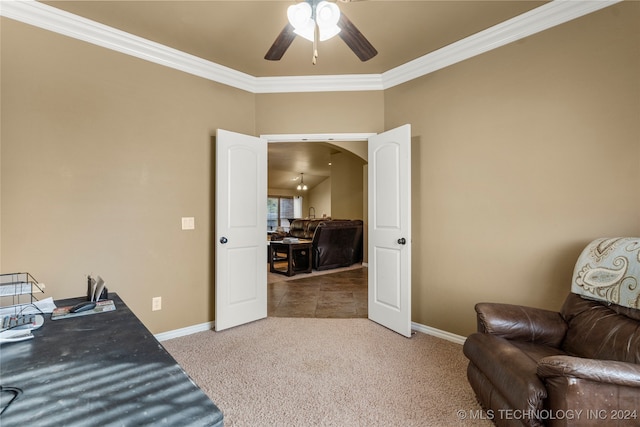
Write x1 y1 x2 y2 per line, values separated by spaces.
308 177 331 219
385 2 640 335
1 19 255 333
331 141 368 162
2 2 638 337
256 92 384 135
330 152 365 220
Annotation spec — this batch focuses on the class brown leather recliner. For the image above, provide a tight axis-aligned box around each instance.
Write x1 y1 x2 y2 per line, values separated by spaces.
288 218 324 239
463 238 640 427
311 220 363 270
287 219 363 271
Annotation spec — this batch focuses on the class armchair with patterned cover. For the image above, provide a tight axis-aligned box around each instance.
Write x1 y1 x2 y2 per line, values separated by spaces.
463 237 640 426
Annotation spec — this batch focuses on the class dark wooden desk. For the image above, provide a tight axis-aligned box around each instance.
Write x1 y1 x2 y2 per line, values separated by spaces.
269 241 313 276
0 293 223 427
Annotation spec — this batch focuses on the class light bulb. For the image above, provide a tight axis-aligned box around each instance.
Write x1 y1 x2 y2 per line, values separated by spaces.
316 1 340 28
316 1 341 41
288 3 314 41
287 2 312 28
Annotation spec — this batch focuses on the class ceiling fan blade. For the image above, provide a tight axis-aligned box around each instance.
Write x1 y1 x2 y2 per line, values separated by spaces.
337 13 377 62
265 23 296 61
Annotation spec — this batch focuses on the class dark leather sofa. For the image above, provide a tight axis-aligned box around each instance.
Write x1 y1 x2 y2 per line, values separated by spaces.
463 237 640 427
288 219 363 271
288 218 324 240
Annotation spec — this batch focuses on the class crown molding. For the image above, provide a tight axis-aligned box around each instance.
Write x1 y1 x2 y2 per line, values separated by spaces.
0 0 258 92
1 0 622 94
255 74 383 94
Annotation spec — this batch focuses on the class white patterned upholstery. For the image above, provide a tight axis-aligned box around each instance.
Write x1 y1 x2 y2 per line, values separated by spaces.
572 237 640 309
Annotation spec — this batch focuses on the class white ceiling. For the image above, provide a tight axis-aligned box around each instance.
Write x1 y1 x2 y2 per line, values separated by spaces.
268 142 342 190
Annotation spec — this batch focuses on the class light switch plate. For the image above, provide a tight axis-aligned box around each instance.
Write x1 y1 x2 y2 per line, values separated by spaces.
181 217 195 230
152 296 162 311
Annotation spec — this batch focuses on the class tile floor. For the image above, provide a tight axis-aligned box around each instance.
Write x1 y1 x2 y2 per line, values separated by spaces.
268 266 367 318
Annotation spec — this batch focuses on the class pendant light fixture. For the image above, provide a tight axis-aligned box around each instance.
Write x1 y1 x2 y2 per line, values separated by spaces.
297 173 308 191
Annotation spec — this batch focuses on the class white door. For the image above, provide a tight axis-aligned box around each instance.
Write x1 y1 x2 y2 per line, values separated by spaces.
368 124 412 337
215 129 267 331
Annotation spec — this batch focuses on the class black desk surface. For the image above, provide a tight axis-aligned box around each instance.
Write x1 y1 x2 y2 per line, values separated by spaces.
0 294 223 427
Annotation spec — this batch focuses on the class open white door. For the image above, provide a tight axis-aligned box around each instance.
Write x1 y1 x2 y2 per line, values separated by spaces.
215 129 267 331
368 124 412 337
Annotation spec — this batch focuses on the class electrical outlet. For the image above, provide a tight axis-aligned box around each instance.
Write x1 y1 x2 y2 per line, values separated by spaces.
152 296 162 311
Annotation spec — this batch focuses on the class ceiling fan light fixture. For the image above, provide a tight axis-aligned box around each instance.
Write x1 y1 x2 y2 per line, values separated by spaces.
287 2 312 26
316 1 341 41
288 3 314 41
288 1 341 43
319 26 341 42
266 0 376 62
293 27 315 42
316 1 339 23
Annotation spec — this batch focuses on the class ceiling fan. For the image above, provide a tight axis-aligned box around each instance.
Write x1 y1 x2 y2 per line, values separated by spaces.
265 0 377 64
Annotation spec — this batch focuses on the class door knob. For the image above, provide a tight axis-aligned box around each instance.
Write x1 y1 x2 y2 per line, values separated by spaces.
397 238 406 245
220 237 228 244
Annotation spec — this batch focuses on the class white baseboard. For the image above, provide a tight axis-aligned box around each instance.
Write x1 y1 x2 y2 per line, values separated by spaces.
155 319 466 345
155 321 214 342
412 322 467 345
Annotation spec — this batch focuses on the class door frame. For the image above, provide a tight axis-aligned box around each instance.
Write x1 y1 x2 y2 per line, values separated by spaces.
262 130 412 337
261 133 376 145
214 130 410 332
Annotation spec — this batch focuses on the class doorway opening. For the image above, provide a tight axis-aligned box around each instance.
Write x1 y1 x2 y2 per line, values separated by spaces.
263 133 372 319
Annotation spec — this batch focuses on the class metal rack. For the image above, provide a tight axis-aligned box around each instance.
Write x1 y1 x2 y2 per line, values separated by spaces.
0 272 45 315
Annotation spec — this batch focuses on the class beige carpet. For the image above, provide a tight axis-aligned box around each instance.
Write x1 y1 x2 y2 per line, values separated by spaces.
163 318 491 427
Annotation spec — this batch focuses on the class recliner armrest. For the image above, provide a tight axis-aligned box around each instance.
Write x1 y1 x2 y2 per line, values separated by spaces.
538 355 640 387
475 302 567 346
